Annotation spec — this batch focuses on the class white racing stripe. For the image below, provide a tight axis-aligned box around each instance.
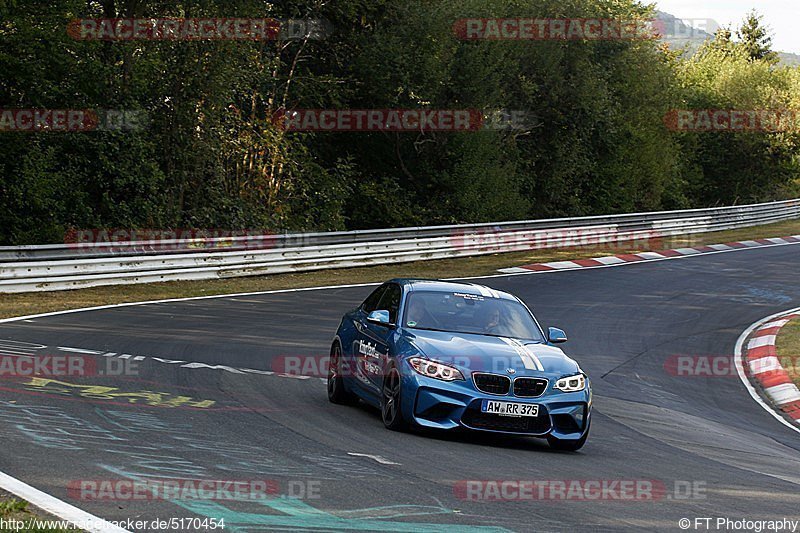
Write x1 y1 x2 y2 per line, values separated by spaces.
473 285 489 297
469 283 501 298
500 337 544 371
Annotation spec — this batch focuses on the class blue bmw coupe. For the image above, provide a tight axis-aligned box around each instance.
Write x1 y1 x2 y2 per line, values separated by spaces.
328 279 591 451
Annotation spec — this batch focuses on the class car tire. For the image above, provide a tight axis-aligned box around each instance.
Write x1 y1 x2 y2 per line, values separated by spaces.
547 421 590 452
328 343 358 405
381 366 408 431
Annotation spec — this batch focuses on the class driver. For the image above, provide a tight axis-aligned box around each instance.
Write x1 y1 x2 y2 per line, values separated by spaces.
406 297 437 328
482 304 501 333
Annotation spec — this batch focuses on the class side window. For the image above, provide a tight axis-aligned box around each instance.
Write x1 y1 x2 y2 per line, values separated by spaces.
361 285 387 313
376 284 402 324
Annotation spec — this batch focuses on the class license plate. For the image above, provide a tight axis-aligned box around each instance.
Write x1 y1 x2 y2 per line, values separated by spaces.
481 400 539 417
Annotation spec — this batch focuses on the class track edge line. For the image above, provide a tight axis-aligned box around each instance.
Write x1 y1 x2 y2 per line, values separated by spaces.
734 307 800 436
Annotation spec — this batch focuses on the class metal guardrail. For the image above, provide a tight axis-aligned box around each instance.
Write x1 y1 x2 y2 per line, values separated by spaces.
1 199 798 293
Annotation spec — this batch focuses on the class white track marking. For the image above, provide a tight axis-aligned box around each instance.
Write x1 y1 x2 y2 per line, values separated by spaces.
0 349 39 356
593 256 627 265
673 247 701 255
496 267 529 274
0 471 130 533
749 356 784 375
57 347 104 354
636 252 665 260
347 453 401 465
542 261 582 270
760 319 791 329
734 307 800 436
748 335 776 349
764 384 800 405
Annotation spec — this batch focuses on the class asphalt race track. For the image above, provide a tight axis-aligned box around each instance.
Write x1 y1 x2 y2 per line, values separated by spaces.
0 244 799 532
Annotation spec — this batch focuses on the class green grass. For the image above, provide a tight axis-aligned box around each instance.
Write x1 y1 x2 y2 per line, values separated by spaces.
776 318 800 388
0 499 27 515
0 496 79 532
1 218 799 321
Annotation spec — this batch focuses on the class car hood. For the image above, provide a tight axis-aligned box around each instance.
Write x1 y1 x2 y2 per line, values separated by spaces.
402 328 581 377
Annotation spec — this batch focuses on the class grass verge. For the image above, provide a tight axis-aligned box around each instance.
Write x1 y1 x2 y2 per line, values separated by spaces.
776 317 800 388
0 494 79 532
1 218 799 321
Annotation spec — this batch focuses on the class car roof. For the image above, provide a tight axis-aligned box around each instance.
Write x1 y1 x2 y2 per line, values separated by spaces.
390 278 518 301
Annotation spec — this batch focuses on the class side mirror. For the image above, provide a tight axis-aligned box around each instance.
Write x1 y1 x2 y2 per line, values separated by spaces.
367 310 394 327
548 327 568 344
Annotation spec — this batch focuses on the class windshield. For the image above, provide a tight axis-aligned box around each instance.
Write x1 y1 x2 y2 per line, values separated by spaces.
403 291 544 341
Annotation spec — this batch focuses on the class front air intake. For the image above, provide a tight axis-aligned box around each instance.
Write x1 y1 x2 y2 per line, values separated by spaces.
473 373 511 395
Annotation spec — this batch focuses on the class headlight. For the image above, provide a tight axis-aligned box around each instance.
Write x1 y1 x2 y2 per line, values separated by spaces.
408 357 465 381
554 374 586 392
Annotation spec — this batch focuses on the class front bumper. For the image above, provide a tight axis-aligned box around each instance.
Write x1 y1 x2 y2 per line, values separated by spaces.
403 371 591 439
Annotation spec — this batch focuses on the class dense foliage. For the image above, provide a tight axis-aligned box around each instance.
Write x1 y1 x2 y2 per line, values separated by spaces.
0 0 798 244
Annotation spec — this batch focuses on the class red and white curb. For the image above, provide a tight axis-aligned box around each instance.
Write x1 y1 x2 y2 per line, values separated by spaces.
498 235 800 274
735 308 800 434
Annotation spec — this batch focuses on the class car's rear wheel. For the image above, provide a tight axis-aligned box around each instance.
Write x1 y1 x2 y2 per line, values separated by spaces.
381 366 407 431
328 343 358 405
547 421 590 452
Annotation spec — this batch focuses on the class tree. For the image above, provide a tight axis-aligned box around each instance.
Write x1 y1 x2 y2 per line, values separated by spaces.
737 10 779 63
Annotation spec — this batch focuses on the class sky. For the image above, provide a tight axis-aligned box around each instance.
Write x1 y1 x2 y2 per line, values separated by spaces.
654 0 800 55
